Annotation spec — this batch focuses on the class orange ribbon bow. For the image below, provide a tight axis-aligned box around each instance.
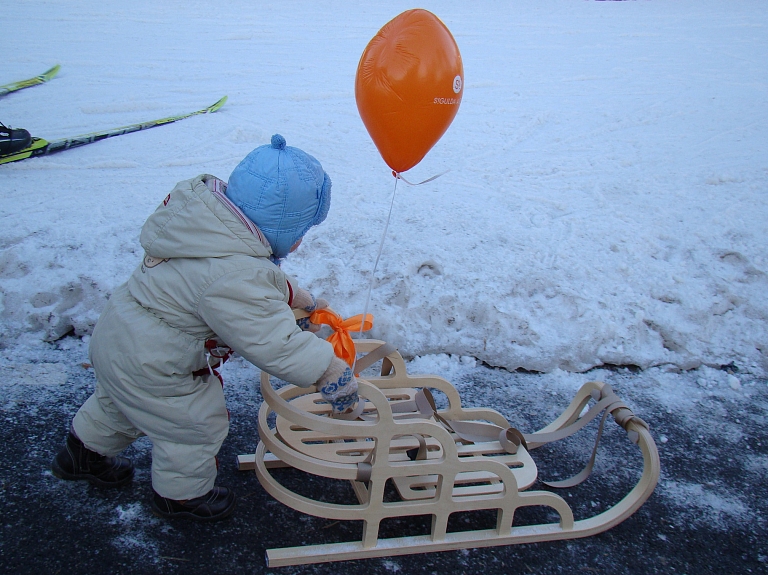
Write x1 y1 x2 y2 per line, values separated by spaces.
309 308 374 369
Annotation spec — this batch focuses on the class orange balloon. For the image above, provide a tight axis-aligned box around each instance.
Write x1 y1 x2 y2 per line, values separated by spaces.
355 9 464 173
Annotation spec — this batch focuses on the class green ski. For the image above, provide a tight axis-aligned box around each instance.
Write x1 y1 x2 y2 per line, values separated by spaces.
0 65 61 98
0 96 227 165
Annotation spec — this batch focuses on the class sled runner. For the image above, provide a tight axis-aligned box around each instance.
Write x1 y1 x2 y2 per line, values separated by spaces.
238 337 660 567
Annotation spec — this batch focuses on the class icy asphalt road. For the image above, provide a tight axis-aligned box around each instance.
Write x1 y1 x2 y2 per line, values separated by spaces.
1 338 766 575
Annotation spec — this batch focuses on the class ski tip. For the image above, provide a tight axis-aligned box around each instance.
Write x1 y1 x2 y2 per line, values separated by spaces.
42 64 61 81
207 96 228 113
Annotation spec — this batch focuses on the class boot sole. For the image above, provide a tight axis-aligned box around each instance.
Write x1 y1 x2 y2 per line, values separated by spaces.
150 498 237 522
51 460 134 488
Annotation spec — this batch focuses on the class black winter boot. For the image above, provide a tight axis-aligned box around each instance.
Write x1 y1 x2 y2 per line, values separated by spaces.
151 486 236 522
51 431 134 487
0 122 31 155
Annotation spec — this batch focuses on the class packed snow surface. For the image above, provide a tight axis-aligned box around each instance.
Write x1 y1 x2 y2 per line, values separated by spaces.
2 0 767 375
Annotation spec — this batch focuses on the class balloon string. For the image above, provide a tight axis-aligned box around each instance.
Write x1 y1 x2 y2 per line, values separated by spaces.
353 176 399 373
393 169 450 186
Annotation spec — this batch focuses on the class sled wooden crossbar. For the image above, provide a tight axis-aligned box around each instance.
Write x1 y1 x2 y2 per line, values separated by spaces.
237 340 660 567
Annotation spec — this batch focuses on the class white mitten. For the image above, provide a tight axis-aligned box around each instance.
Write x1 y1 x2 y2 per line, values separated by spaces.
292 286 329 333
317 357 359 414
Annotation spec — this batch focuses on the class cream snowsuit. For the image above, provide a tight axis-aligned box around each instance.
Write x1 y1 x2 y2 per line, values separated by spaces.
73 175 335 500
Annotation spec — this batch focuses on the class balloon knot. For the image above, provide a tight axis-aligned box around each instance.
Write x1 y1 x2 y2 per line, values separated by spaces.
392 170 399 178
271 134 287 150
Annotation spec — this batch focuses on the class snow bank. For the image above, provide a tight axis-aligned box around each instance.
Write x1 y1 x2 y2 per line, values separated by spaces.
1 0 766 375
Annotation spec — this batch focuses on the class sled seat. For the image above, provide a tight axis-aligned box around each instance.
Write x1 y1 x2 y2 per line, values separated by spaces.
237 340 660 567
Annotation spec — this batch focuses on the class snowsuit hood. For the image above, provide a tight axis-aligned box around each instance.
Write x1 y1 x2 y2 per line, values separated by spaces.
141 174 273 260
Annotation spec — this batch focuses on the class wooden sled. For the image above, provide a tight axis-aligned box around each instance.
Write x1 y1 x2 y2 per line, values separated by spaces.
237 340 660 567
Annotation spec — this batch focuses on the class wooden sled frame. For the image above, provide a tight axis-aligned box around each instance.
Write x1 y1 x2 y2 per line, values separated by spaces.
237 340 660 567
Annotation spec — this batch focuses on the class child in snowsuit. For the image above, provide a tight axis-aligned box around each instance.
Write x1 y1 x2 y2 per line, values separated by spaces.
51 134 358 521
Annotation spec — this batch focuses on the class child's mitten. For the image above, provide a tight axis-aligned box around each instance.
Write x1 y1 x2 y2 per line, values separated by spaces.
317 356 359 414
291 286 329 333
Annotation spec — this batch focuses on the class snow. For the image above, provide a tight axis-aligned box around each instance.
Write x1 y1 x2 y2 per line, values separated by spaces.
1 0 767 377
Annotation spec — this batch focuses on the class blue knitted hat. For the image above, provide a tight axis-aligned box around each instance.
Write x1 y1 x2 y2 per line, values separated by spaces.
226 134 331 258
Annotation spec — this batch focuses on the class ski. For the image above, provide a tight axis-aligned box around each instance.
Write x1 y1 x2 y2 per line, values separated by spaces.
0 65 61 98
0 96 227 165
